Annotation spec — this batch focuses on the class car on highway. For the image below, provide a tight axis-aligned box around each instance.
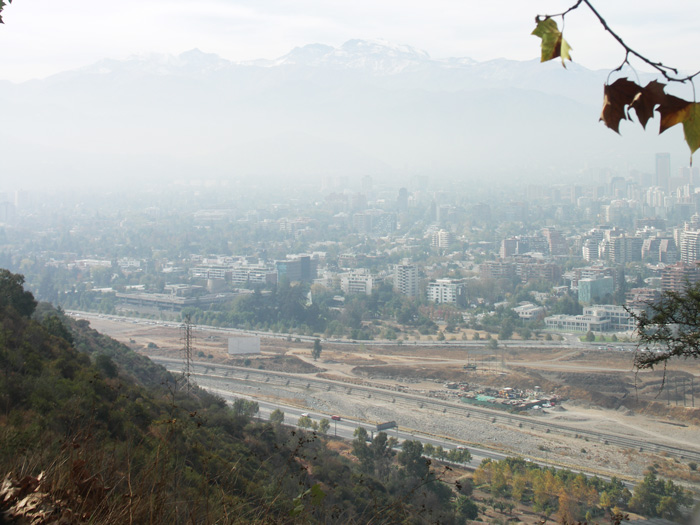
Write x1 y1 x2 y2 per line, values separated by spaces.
331 415 341 421
300 413 309 417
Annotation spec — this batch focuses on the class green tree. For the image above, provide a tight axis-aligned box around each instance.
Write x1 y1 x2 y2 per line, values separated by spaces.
370 432 397 478
629 468 691 519
232 398 259 418
318 418 330 434
629 281 700 369
519 326 532 340
455 476 474 497
585 330 595 342
269 408 285 425
498 319 514 340
447 447 472 464
550 294 582 315
0 270 37 318
311 338 322 361
95 354 118 379
455 495 479 520
352 427 373 473
297 415 313 429
42 314 74 344
398 440 428 479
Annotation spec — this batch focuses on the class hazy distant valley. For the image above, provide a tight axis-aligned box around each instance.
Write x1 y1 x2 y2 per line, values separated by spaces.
0 40 690 189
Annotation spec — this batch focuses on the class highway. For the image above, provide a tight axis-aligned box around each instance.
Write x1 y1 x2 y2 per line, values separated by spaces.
206 388 507 470
150 356 700 468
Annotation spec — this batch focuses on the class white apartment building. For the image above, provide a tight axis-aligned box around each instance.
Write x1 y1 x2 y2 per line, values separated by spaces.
426 278 465 305
431 229 455 249
680 229 700 264
394 262 418 297
340 270 374 295
545 305 637 332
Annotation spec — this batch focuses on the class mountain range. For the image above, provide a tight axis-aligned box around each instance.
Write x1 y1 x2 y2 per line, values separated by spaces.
0 39 689 190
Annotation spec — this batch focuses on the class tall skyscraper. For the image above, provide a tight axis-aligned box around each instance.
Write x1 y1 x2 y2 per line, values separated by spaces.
397 187 408 213
655 153 671 191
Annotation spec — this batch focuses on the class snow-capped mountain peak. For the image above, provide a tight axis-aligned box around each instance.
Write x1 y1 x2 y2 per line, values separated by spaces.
271 39 435 73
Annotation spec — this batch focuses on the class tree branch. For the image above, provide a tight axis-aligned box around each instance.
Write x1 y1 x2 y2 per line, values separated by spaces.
539 0 700 84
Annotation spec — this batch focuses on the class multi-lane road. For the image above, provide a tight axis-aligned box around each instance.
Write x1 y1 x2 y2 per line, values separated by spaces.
206 388 506 470
150 356 700 469
68 310 699 485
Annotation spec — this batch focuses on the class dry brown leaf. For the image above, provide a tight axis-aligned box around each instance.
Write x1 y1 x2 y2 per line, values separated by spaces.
600 78 641 133
629 80 666 129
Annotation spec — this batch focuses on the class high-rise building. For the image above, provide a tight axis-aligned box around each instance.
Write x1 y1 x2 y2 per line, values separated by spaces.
606 235 643 264
500 238 520 258
582 239 599 261
680 229 700 264
394 262 418 297
542 228 568 256
658 239 678 263
655 152 671 191
626 288 661 312
661 262 700 292
397 187 408 213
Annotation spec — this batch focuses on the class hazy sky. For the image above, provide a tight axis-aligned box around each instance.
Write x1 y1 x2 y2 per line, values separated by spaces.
1 1 699 82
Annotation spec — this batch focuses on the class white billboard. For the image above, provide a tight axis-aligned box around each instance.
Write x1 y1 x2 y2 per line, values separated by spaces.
228 336 260 355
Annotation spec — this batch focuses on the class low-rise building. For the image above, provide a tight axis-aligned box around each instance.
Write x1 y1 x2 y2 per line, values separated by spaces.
545 305 637 332
512 302 545 321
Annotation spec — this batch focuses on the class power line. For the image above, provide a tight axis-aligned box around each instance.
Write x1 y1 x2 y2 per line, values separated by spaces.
181 314 195 393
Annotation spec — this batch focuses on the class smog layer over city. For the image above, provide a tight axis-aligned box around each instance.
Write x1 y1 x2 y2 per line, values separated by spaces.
1 2 700 524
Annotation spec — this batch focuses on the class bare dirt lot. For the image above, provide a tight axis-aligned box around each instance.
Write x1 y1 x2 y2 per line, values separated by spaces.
80 315 700 489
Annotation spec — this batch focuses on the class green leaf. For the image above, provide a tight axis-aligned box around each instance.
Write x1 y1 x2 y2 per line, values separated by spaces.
531 18 572 66
682 103 700 160
559 34 572 65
